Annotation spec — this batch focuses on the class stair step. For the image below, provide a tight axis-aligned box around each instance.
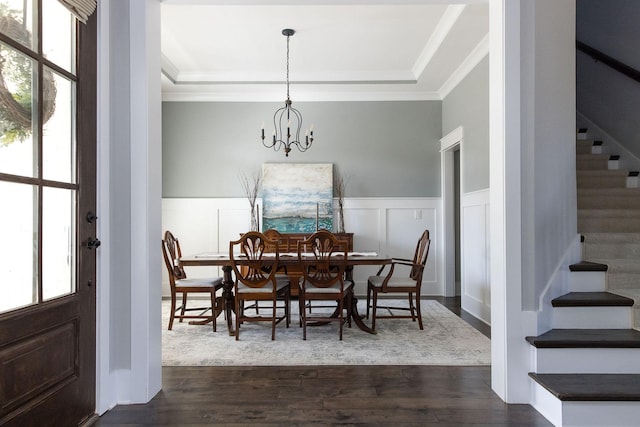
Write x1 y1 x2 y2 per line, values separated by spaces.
552 292 634 307
578 209 640 232
577 170 630 188
576 153 610 170
530 376 640 426
569 261 608 272
529 373 640 401
583 233 640 259
552 292 634 329
568 261 608 292
526 329 640 348
578 188 640 209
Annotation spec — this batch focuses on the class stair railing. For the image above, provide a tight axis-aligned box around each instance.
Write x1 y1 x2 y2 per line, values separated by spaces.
576 40 640 84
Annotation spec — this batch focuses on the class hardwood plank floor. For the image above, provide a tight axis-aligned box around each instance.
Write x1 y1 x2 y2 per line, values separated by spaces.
95 298 550 426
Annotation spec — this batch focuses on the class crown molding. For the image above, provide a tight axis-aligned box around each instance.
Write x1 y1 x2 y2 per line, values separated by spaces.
438 33 489 99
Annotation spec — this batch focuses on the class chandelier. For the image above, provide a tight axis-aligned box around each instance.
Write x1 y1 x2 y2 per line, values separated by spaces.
261 29 314 157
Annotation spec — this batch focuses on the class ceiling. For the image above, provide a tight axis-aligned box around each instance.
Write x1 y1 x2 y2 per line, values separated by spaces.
160 1 489 102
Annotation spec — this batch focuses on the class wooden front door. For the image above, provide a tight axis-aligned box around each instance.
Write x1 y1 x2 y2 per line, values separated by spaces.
0 2 96 425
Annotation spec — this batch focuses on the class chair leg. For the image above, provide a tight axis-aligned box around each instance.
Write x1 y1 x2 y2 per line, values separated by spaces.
235 298 241 341
300 294 307 340
366 283 371 319
179 292 187 322
408 291 416 322
210 291 217 332
271 302 276 341
371 290 378 330
415 291 424 330
285 294 291 328
168 294 177 330
338 297 344 340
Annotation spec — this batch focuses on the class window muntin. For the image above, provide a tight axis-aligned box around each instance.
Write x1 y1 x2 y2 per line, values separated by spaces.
0 1 78 313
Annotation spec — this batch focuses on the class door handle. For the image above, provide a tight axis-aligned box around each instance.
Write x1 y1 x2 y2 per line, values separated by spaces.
87 238 101 249
86 211 98 223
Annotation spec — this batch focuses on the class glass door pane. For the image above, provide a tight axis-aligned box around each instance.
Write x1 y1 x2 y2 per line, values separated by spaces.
43 69 75 183
0 181 37 313
0 0 36 51
42 0 75 74
0 42 38 174
42 187 76 300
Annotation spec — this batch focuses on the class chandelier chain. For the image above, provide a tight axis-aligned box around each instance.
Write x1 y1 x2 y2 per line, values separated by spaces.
286 33 290 101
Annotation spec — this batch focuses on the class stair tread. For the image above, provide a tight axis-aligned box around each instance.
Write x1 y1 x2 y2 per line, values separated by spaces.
529 373 640 401
526 329 640 348
569 261 608 272
552 292 634 307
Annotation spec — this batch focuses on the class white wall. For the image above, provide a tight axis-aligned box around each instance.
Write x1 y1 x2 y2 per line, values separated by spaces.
96 0 162 414
461 189 490 323
161 197 442 298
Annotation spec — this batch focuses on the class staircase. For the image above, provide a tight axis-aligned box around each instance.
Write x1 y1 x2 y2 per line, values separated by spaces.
576 128 640 324
526 129 640 426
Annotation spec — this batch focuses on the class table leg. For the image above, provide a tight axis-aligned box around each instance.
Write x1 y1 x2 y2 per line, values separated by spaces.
344 266 377 334
349 294 376 334
221 265 236 336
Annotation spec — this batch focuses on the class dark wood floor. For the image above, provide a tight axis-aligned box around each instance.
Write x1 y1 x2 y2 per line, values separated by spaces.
95 297 551 426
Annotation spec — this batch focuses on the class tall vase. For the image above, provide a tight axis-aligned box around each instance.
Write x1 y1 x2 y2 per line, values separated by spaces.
251 204 260 231
337 200 345 233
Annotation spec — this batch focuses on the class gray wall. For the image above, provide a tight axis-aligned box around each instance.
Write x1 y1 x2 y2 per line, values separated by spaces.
442 56 490 193
162 101 442 198
576 0 640 159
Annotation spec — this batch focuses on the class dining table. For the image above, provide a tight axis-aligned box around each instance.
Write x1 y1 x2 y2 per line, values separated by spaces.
180 251 391 336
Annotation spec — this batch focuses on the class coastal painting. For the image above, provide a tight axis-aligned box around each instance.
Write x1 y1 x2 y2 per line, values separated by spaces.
262 163 333 233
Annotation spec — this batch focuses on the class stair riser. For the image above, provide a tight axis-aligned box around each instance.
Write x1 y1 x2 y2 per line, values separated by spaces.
577 175 628 188
578 218 640 233
579 197 640 209
577 158 609 170
532 384 640 427
553 307 633 329
584 243 640 259
607 273 640 289
532 347 640 374
569 271 606 292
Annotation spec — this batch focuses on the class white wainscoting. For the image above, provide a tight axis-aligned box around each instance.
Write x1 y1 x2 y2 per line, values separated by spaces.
161 197 442 298
461 189 491 324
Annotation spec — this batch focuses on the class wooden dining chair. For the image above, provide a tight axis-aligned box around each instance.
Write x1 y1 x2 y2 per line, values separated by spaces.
162 230 224 331
230 231 291 340
297 230 353 340
249 228 291 314
366 229 431 330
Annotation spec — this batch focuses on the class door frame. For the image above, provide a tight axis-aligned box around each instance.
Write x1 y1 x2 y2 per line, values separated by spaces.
440 126 463 298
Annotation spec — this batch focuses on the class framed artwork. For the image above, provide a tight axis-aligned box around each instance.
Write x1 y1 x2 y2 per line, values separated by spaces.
262 163 333 233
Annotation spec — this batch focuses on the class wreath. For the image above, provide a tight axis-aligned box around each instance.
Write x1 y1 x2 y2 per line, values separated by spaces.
0 8 56 146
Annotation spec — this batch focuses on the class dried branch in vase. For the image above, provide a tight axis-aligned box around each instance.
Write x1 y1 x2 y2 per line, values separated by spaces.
334 172 347 233
239 169 262 231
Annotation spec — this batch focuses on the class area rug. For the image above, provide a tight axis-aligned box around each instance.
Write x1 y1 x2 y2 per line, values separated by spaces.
162 299 491 366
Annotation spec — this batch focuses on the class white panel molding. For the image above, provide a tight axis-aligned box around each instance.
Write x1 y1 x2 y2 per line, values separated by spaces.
461 188 490 324
162 197 443 297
